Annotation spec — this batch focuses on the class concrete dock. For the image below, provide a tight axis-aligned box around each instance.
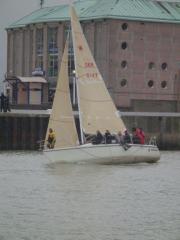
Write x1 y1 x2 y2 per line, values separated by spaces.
0 110 179 150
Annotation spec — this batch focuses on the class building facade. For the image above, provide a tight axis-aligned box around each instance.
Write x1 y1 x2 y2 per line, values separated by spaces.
6 0 180 111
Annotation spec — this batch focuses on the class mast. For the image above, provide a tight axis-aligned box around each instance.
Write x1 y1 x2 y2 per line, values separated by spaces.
70 7 84 144
75 74 84 144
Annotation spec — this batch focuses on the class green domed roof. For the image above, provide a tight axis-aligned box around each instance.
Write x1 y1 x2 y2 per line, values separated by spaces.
8 0 180 29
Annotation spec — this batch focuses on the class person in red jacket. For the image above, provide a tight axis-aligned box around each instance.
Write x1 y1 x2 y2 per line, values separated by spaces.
139 128 145 144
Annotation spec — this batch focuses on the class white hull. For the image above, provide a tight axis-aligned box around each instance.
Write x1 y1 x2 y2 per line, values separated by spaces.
43 144 160 164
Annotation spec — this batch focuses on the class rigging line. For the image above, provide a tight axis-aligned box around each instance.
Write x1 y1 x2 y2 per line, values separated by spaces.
76 63 96 69
49 119 75 123
55 89 69 93
56 136 77 146
77 145 122 159
79 97 112 103
77 145 104 159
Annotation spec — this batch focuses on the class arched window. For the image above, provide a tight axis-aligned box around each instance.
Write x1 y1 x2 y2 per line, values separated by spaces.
120 79 127 87
122 23 128 31
121 42 128 50
121 61 127 69
161 62 167 70
148 80 154 88
161 81 167 88
149 62 155 69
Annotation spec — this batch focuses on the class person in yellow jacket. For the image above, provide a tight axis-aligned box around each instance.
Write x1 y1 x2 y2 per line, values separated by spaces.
47 128 56 149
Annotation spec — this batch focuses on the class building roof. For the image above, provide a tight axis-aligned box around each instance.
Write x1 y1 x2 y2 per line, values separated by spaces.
17 76 47 83
7 0 180 29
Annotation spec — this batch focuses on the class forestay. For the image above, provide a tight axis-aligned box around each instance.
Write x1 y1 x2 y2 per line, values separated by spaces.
70 6 126 135
45 39 79 148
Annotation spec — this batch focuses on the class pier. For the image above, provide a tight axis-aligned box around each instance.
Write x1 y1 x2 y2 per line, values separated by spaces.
0 110 179 150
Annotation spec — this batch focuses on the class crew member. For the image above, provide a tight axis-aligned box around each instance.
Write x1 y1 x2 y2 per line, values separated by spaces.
47 128 56 149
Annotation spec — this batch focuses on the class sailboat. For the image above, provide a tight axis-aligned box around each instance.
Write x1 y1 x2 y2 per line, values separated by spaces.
43 6 160 164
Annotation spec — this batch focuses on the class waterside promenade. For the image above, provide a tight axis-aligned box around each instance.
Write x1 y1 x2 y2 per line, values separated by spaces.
0 110 180 150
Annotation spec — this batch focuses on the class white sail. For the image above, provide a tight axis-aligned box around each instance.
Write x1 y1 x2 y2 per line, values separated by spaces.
45 39 79 148
70 6 126 135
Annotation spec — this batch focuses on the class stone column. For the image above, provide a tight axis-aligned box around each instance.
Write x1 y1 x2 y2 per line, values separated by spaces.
32 25 36 71
43 24 48 77
15 29 24 76
7 30 14 76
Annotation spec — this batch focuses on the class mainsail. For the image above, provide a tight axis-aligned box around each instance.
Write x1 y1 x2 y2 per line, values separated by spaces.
45 39 79 148
70 6 126 135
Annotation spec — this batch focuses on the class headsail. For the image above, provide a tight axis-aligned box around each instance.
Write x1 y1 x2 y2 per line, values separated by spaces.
70 6 126 135
45 38 79 148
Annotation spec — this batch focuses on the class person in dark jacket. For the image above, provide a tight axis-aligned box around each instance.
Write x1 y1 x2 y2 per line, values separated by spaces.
92 130 103 144
4 94 11 112
0 93 5 112
123 130 131 144
104 130 112 144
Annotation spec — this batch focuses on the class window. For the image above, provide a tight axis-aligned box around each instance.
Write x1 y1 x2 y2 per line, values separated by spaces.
161 81 167 88
149 62 155 69
48 27 58 77
121 60 127 69
161 62 167 70
48 55 58 77
36 55 43 71
120 79 127 87
48 27 58 54
122 23 128 31
36 28 43 69
148 80 154 88
121 42 128 50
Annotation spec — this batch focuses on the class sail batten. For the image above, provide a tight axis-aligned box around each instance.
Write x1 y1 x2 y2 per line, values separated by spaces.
45 38 79 148
70 6 126 135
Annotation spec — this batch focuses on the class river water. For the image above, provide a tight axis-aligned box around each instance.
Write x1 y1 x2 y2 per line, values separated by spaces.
0 151 179 240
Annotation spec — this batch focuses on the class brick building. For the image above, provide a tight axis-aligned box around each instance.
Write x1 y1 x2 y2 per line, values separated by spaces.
6 0 180 111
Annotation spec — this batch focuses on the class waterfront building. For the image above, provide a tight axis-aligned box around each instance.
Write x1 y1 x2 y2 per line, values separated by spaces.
6 0 180 111
5 76 48 106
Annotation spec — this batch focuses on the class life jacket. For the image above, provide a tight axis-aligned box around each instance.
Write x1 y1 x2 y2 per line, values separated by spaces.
48 132 56 142
136 128 144 144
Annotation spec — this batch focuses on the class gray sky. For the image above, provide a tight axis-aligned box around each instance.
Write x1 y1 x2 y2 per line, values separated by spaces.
0 0 74 89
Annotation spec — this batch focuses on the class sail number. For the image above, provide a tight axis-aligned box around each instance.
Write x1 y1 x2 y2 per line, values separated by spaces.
86 73 98 78
84 62 98 79
85 62 94 68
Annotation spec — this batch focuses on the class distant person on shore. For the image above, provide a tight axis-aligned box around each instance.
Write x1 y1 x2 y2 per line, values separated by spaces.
0 92 5 112
4 93 11 112
47 128 56 149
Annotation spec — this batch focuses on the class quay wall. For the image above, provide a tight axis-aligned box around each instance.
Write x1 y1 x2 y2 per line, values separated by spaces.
0 113 180 150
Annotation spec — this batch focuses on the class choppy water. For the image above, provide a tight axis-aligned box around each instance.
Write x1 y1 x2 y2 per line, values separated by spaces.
0 151 179 240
